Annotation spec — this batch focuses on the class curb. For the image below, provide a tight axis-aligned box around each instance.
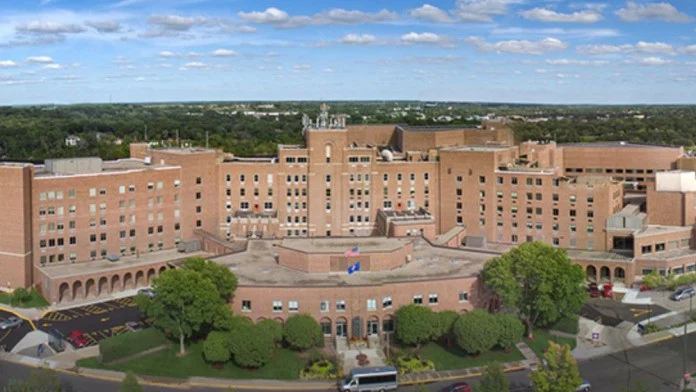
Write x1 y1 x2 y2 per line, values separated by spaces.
398 365 527 386
0 306 37 330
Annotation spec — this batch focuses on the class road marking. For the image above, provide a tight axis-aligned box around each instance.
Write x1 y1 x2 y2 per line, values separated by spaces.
96 331 108 339
100 317 110 322
630 308 653 318
42 312 71 322
85 305 108 315
0 328 10 343
41 322 52 328
0 306 36 330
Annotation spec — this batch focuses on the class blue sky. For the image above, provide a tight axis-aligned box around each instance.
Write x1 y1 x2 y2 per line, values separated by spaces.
1 0 696 105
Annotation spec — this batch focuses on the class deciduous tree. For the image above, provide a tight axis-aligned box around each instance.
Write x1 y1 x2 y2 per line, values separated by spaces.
482 242 586 338
394 304 438 347
477 362 509 392
229 324 275 368
182 257 238 300
283 314 323 350
257 318 283 345
496 314 525 351
4 368 65 392
453 309 499 355
203 331 232 364
528 342 582 392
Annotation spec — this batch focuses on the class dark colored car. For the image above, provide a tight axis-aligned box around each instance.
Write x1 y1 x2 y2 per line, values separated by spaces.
602 284 614 298
588 283 600 297
440 382 472 392
66 330 89 348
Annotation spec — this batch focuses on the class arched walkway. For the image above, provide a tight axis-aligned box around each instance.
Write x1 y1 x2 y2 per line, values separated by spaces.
98 277 108 296
320 317 332 337
111 275 120 293
147 268 156 285
123 273 133 290
58 282 70 303
600 266 611 281
135 270 144 287
586 265 597 281
85 279 96 298
72 280 83 300
614 267 626 281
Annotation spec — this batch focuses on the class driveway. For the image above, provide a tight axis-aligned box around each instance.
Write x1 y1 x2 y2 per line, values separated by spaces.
580 297 670 327
38 296 147 348
0 309 33 352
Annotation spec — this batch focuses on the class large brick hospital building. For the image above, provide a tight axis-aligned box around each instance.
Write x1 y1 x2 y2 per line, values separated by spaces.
3 106 696 338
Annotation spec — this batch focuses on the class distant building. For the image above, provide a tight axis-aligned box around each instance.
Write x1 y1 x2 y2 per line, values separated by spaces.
64 135 81 147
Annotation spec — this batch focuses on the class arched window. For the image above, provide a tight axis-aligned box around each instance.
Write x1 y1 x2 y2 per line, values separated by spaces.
325 144 332 163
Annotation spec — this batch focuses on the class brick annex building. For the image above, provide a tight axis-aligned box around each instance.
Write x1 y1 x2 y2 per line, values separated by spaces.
3 105 696 338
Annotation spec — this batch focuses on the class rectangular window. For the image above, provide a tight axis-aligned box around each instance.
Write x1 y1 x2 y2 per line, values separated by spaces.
288 301 298 312
336 300 346 311
382 296 392 309
479 176 486 184
320 300 329 312
413 295 423 305
459 292 469 302
428 294 438 305
366 299 377 311
242 300 251 311
272 301 282 312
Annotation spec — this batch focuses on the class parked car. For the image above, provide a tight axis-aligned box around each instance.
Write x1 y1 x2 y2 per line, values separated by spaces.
440 383 471 392
66 330 89 348
602 284 614 298
671 286 695 301
588 283 600 298
125 321 143 332
137 288 155 299
0 316 23 330
576 380 592 391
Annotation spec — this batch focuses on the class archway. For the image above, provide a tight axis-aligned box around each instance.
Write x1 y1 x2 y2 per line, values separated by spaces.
72 280 83 300
135 270 144 287
586 265 597 281
600 266 611 281
614 267 626 281
320 317 332 337
123 272 133 290
85 279 96 298
147 268 156 285
58 282 70 303
256 317 267 323
98 277 108 296
159 266 167 275
336 316 348 338
111 275 121 292
274 317 284 326
367 315 379 336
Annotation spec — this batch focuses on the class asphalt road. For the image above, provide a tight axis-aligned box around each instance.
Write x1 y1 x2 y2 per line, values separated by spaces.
38 297 146 348
4 332 696 392
580 297 670 327
0 309 34 352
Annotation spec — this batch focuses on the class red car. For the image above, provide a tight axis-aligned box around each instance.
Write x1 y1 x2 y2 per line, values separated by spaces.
66 330 89 348
440 382 472 392
588 283 600 298
602 284 614 298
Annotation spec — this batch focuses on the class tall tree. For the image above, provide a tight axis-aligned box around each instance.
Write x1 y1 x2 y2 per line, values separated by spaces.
481 242 586 337
477 362 509 392
182 257 238 300
529 342 582 392
136 268 226 355
394 304 438 348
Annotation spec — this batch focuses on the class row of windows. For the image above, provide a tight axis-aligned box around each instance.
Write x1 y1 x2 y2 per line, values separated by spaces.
348 156 371 163
383 173 430 182
641 239 690 254
492 192 594 204
241 292 469 312
566 168 656 174
494 220 595 232
284 157 308 164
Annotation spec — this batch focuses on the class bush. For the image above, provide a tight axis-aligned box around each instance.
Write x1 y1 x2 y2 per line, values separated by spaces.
257 318 283 344
11 288 30 306
435 310 459 343
300 359 336 379
496 314 525 350
120 371 143 392
453 310 500 355
640 324 663 335
284 314 323 350
395 305 439 347
394 356 435 375
229 324 275 368
99 328 168 363
203 331 231 364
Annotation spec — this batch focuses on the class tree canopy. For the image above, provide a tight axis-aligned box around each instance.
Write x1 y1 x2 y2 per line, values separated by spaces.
182 257 238 301
477 362 509 392
529 342 582 392
481 242 586 337
395 304 439 347
283 314 323 350
229 323 275 368
453 309 500 355
119 371 143 392
4 368 65 392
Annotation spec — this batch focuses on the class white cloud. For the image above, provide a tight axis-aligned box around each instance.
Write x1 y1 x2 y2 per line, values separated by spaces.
26 56 54 63
42 63 62 70
141 14 208 37
293 64 311 70
410 4 455 23
453 0 522 22
238 7 397 29
545 58 609 65
180 62 209 70
615 1 691 22
576 41 675 55
401 32 454 47
625 56 673 65
186 52 203 58
338 34 377 45
156 63 173 68
16 21 85 34
85 20 122 33
404 55 464 64
520 8 603 23
680 45 696 55
211 49 237 57
466 36 567 54
491 27 619 38
324 68 333 73
0 60 18 68
157 51 179 58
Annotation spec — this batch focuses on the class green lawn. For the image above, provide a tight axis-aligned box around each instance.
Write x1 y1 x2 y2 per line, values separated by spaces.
99 328 168 363
419 342 525 371
77 341 304 380
525 329 577 359
0 289 49 308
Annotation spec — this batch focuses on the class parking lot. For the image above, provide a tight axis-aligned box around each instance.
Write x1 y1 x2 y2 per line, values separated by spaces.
38 296 147 348
0 309 34 352
580 297 670 327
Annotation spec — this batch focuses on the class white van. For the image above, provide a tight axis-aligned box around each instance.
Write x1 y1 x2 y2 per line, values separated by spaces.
340 366 399 392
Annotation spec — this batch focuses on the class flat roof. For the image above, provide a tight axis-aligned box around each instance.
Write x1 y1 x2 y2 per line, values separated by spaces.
639 248 696 262
214 238 493 287
279 237 405 254
565 249 633 262
441 145 512 152
396 125 477 133
561 142 682 150
634 225 691 238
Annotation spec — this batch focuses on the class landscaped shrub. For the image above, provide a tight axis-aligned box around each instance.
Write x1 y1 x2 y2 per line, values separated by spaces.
203 331 231 364
229 324 275 368
257 318 283 345
549 314 580 335
496 314 525 351
453 310 500 355
99 328 168 363
395 355 435 375
300 359 336 379
283 314 323 350
394 304 439 347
